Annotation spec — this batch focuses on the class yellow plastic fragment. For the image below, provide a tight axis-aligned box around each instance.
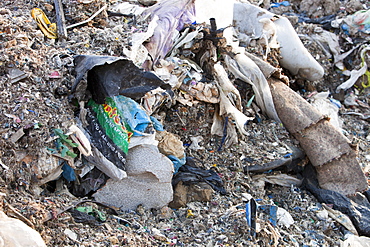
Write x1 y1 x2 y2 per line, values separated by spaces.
186 209 194 218
31 8 57 39
361 70 370 89
360 49 370 89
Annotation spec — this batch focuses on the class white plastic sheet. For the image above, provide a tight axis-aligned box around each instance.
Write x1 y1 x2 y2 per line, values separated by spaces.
143 0 196 66
233 2 324 81
336 45 370 93
224 51 280 122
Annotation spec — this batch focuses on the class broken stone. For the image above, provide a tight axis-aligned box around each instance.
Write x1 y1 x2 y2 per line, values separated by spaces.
10 128 24 143
169 181 213 209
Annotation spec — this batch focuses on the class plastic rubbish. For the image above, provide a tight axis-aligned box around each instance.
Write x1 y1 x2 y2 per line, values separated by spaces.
270 1 290 8
213 63 242 111
109 2 146 16
84 97 132 171
8 68 28 83
68 209 100 226
341 235 370 247
233 3 324 81
244 156 292 173
85 146 127 181
62 163 76 182
106 95 153 137
151 228 168 242
172 158 226 195
156 130 185 160
64 228 79 242
66 125 92 157
310 91 343 130
336 9 370 35
36 149 64 185
10 127 25 143
72 55 173 104
322 204 358 235
128 133 159 150
69 167 108 197
129 15 158 66
168 154 186 173
245 198 257 237
276 207 294 228
141 0 196 67
336 46 370 93
30 8 57 39
0 210 47 247
308 27 348 70
76 206 106 222
305 176 370 237
179 81 220 104
53 129 79 159
211 114 239 149
214 84 253 136
259 204 278 226
189 136 205 150
254 173 302 187
270 78 367 195
150 116 164 131
224 52 280 121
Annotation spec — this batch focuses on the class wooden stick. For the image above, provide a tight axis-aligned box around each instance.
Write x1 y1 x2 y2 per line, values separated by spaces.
5 203 35 229
54 0 67 40
66 5 107 30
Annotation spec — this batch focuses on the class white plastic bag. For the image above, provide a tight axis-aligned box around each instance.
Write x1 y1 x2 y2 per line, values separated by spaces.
233 2 324 81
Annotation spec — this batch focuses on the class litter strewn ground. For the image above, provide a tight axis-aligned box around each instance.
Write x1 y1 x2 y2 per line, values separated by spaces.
0 0 370 246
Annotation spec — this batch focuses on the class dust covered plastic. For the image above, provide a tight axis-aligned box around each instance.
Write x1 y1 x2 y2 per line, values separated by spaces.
172 158 226 195
72 55 173 104
305 178 370 237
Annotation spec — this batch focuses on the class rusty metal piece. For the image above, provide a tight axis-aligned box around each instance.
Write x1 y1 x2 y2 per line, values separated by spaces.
269 78 368 195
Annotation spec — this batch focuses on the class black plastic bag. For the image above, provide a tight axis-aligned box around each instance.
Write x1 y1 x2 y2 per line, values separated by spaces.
72 55 173 104
172 157 227 195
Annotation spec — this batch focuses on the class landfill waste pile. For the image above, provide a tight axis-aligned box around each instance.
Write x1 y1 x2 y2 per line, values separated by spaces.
1 0 370 246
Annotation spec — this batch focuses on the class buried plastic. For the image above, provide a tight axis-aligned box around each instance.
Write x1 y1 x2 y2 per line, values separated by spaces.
310 91 343 131
269 78 367 196
336 45 370 93
171 157 226 195
170 158 226 207
106 95 153 136
306 179 370 237
233 2 324 81
224 52 280 122
322 204 358 236
335 9 370 35
72 55 173 104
